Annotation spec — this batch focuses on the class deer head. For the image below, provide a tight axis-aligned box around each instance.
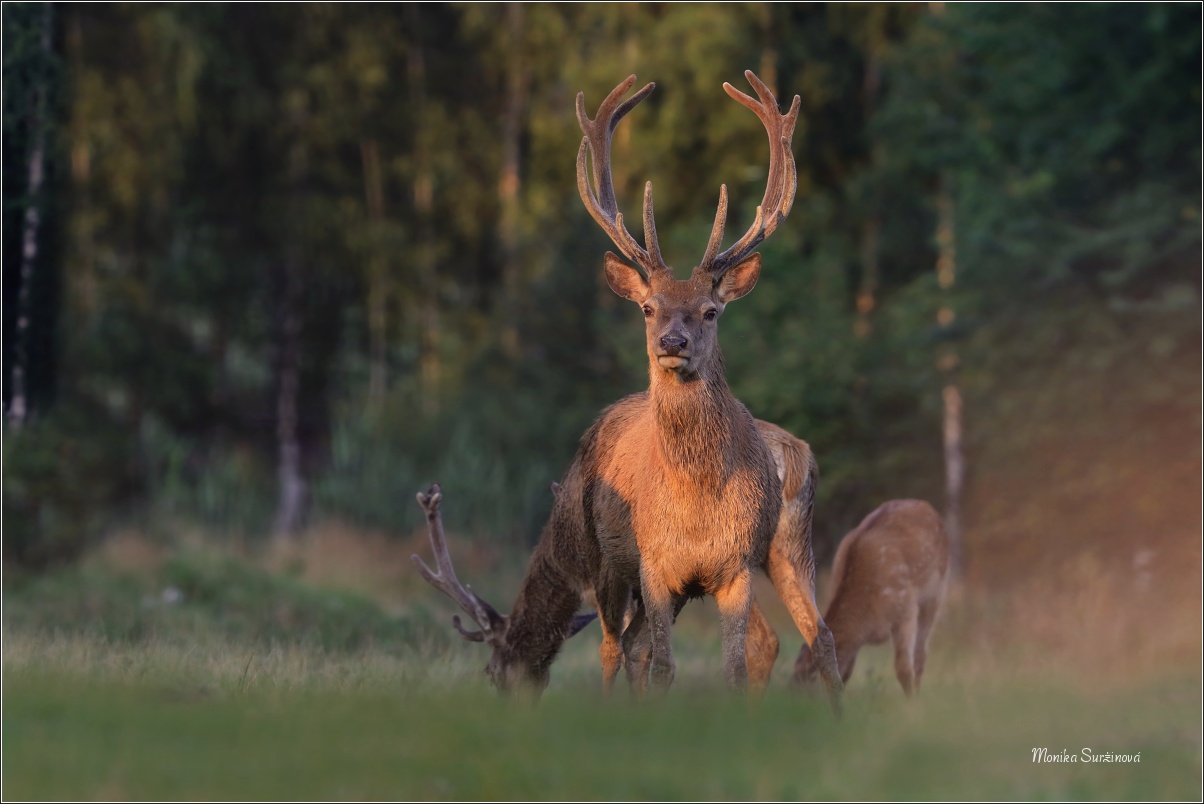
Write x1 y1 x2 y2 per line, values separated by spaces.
577 71 800 383
411 485 596 694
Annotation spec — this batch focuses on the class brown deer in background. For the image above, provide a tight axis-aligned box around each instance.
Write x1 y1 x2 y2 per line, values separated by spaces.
413 71 840 700
794 499 950 696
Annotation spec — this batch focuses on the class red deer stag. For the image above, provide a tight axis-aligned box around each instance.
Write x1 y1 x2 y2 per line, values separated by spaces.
414 71 839 698
795 499 950 696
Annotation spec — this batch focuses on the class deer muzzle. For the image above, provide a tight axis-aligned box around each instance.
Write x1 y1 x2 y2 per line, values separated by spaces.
657 332 690 369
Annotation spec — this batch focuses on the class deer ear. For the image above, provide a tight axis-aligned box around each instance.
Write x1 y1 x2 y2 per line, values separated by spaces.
604 252 650 302
715 253 761 304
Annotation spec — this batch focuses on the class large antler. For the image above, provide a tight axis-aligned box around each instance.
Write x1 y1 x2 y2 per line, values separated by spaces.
411 484 506 643
697 70 801 280
576 75 668 278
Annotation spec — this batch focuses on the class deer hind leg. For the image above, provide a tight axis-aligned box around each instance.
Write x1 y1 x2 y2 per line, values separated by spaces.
714 568 753 691
595 579 632 694
892 604 920 697
912 595 941 694
599 628 623 693
766 542 843 709
745 597 779 690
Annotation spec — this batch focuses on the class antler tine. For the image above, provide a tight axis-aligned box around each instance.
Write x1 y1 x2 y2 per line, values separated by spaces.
700 184 730 268
700 70 801 279
576 76 666 277
411 484 503 643
642 181 664 268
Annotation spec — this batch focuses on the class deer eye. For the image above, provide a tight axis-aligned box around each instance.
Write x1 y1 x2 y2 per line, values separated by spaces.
642 305 654 318
704 308 718 321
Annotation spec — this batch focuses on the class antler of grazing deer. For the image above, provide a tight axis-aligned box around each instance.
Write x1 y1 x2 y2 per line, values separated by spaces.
576 75 667 278
698 70 800 280
411 484 506 643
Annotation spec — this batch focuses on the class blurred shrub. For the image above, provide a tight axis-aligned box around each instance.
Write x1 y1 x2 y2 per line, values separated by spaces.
2 401 141 570
3 551 448 654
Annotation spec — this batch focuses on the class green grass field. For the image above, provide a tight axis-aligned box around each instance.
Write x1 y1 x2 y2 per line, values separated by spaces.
4 630 1201 799
3 539 1200 800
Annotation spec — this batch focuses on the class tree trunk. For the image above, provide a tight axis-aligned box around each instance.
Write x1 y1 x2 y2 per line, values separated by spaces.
935 174 963 575
498 2 527 359
7 2 53 431
408 6 439 416
855 50 881 339
360 138 388 408
273 134 308 542
854 217 880 338
942 383 964 573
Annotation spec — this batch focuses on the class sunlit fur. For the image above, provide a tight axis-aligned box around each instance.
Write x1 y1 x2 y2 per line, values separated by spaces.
795 499 950 696
586 255 783 692
619 422 843 708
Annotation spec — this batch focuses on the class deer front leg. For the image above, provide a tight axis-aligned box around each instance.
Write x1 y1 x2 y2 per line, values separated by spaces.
912 596 941 694
639 567 677 692
892 606 919 697
714 569 752 691
620 603 651 692
622 596 688 693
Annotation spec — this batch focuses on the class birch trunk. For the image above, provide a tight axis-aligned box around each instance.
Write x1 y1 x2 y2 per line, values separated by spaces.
360 139 388 408
273 132 308 541
7 2 53 431
408 6 439 415
935 175 963 575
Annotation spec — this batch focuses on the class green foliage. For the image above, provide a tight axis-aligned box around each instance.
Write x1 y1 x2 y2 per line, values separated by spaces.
2 4 1198 565
2 402 139 568
876 3 1201 292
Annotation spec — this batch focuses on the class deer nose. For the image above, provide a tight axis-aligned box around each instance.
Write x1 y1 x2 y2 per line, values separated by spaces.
659 334 688 354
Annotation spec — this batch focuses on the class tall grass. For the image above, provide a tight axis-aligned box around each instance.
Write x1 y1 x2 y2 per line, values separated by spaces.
3 636 1200 801
3 524 1200 800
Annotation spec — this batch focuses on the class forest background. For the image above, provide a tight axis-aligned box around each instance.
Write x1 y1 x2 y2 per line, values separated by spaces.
5 1 1198 578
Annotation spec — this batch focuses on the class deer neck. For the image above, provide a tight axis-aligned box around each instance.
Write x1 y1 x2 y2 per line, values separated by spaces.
648 352 742 478
502 554 582 675
823 595 865 663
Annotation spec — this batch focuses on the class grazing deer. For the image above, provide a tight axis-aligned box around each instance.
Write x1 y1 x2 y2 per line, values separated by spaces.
414 71 838 698
794 499 950 696
413 484 599 693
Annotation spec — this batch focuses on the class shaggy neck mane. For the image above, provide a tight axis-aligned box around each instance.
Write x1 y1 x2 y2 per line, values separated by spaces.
648 349 740 481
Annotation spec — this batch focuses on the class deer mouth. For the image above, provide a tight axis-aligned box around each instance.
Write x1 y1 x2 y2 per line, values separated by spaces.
657 355 690 370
